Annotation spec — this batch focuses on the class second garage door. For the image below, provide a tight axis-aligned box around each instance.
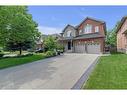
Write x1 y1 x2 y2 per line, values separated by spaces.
74 43 101 54
87 43 101 54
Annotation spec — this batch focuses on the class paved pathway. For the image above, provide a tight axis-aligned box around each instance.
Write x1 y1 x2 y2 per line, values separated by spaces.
0 53 99 89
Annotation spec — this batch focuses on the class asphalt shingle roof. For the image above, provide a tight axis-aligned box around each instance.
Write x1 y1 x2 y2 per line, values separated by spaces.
116 16 127 33
74 33 104 40
60 33 104 40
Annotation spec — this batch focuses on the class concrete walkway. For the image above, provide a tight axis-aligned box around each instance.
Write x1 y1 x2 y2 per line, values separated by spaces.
0 53 99 89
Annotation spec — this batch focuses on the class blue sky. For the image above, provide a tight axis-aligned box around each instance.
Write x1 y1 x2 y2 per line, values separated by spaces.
28 6 127 34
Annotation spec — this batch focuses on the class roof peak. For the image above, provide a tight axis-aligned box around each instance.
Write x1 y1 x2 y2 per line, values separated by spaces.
85 17 105 23
116 16 127 33
76 17 105 29
62 24 76 33
62 17 106 33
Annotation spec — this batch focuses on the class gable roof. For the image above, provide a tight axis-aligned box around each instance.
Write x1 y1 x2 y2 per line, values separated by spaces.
116 16 127 33
77 17 105 28
74 32 104 40
62 24 76 33
60 32 104 40
61 17 106 35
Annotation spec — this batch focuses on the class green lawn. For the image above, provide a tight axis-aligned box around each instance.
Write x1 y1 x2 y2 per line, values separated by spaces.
0 54 46 69
83 54 127 89
4 51 30 55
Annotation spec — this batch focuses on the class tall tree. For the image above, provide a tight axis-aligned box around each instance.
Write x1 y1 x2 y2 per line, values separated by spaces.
106 30 116 46
0 6 40 55
106 21 120 47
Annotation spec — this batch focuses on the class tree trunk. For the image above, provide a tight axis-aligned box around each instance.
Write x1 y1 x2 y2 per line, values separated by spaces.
19 47 22 55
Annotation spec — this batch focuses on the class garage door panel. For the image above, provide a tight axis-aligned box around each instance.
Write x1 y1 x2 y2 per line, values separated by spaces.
87 43 101 54
74 44 82 53
74 43 101 54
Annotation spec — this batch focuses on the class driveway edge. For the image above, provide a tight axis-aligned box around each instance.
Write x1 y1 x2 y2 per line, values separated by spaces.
71 56 100 89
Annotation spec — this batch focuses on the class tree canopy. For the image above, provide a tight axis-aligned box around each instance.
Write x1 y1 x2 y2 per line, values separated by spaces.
0 6 40 55
106 21 119 47
44 36 57 51
106 30 116 47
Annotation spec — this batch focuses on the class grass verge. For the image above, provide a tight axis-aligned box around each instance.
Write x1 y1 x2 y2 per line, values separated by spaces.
0 54 46 69
83 54 127 89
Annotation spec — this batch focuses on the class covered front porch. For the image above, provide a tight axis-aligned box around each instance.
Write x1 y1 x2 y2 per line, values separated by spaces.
62 39 74 53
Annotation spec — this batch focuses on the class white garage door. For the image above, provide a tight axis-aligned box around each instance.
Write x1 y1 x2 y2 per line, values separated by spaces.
74 44 85 53
87 43 101 54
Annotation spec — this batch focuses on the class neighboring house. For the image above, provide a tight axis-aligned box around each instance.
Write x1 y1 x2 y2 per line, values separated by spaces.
116 16 127 53
36 34 62 50
36 36 43 50
36 34 48 50
60 17 106 54
50 33 63 40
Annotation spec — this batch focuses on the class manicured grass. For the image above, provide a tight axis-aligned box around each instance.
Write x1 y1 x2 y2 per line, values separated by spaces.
83 54 127 89
0 54 46 69
4 51 30 55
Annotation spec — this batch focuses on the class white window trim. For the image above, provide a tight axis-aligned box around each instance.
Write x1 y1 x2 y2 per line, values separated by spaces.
95 26 99 32
63 34 65 37
84 24 92 34
79 29 82 35
67 30 72 37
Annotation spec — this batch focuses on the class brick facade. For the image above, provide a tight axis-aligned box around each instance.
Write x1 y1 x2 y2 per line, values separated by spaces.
77 19 106 36
60 17 106 54
116 17 127 53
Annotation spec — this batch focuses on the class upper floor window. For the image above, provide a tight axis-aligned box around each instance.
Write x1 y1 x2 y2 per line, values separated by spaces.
95 26 99 32
63 34 65 37
67 30 72 37
84 24 92 34
79 29 82 35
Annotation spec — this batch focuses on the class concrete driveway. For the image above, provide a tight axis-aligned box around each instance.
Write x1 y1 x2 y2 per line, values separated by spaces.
0 53 99 89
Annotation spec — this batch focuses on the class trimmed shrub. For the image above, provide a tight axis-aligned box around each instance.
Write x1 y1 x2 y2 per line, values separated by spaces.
45 51 56 57
57 44 64 51
36 53 47 58
16 53 33 58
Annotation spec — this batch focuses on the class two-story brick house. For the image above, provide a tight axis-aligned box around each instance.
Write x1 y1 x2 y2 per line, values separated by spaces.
116 16 127 53
60 17 106 54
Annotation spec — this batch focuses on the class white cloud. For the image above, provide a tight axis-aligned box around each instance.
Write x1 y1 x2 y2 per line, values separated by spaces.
38 26 63 35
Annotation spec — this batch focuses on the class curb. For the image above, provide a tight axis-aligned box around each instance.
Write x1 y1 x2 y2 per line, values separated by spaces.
71 56 100 89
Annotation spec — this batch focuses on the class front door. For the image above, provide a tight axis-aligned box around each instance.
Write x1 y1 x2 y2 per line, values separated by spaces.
68 41 71 50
